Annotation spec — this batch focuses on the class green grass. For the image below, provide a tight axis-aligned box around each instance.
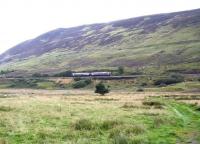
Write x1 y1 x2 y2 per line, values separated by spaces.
0 90 200 143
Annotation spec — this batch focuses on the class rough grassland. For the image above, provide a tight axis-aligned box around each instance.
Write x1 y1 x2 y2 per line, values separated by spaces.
0 89 200 144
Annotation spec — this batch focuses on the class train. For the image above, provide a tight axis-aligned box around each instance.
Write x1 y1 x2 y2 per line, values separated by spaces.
72 72 111 77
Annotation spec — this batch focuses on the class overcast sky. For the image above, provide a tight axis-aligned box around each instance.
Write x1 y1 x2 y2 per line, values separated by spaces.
0 0 200 54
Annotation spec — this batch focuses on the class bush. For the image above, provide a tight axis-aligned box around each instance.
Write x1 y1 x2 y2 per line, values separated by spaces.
136 87 144 92
117 66 124 75
54 70 73 77
84 79 92 85
95 82 109 95
9 79 38 88
73 77 82 81
140 82 147 87
72 80 88 88
154 73 184 86
0 70 14 75
72 78 92 89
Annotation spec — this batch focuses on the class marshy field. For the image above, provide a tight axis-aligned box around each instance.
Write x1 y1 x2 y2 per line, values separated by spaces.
0 88 200 144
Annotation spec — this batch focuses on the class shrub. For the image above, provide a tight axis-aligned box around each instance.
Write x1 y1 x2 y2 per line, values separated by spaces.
95 82 109 95
9 79 38 88
154 73 184 86
84 79 92 85
0 70 14 75
54 70 73 77
140 82 147 87
117 66 124 75
73 77 82 81
72 78 92 89
72 80 87 88
136 87 144 92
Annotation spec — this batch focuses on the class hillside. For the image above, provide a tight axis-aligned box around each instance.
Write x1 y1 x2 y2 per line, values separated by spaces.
0 9 200 76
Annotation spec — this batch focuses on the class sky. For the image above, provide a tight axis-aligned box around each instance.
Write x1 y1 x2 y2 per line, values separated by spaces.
0 0 200 54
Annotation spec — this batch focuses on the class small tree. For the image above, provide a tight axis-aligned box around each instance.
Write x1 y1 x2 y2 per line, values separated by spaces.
118 66 124 75
95 82 109 96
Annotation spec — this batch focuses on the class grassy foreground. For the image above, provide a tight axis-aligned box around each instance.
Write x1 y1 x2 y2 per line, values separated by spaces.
0 90 200 144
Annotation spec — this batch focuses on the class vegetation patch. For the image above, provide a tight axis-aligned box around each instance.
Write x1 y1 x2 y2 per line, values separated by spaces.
95 98 119 101
0 106 13 112
72 78 92 89
142 100 164 109
136 87 144 92
154 73 184 86
100 120 122 130
112 134 129 144
72 119 95 130
125 124 146 135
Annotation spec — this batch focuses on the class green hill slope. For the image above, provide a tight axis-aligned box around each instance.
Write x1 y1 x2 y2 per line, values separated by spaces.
0 9 200 76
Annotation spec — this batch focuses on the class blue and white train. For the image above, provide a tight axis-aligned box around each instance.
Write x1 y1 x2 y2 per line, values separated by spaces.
72 72 111 77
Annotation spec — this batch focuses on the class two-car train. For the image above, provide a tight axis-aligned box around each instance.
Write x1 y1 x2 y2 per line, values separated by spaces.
72 72 111 77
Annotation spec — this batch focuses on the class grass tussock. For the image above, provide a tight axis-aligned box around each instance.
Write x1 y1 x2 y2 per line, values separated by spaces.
112 134 129 144
72 119 95 130
125 124 146 135
142 100 165 109
122 102 151 109
0 106 13 112
100 120 122 130
122 103 140 109
111 133 146 144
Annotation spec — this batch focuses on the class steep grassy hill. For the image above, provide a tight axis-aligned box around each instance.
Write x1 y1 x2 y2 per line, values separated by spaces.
0 9 200 76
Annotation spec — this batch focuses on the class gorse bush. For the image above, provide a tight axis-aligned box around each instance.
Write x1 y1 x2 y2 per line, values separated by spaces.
9 79 38 88
95 82 110 95
136 87 144 92
72 78 92 89
72 80 88 88
54 70 73 77
154 73 184 86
